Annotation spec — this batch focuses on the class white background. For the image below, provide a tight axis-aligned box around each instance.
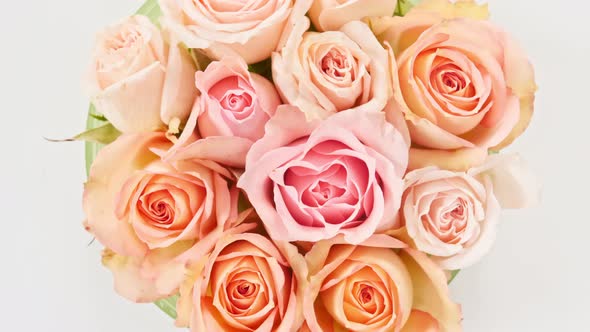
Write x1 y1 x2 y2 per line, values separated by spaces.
0 0 587 331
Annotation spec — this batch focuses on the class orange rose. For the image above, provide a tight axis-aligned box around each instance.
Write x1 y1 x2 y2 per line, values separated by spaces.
84 132 238 302
302 235 462 331
369 0 536 170
176 228 305 331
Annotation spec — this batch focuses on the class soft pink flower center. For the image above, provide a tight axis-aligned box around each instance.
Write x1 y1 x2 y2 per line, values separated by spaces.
105 29 141 52
423 197 470 244
221 92 253 119
277 140 373 228
209 76 255 121
321 48 355 82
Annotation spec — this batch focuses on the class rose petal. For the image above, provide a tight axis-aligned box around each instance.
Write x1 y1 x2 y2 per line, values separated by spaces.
160 40 198 124
93 62 166 133
399 249 462 331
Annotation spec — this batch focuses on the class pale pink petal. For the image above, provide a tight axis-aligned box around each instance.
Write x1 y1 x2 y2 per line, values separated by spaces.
409 146 488 172
169 136 252 169
309 0 398 32
160 41 198 124
470 153 541 209
93 62 166 133
399 249 462 332
400 310 441 332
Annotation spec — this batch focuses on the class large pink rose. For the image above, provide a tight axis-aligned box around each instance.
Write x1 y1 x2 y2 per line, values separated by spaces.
87 15 197 133
368 0 536 170
272 20 391 120
170 56 281 169
309 0 397 32
302 235 462 331
238 106 409 244
159 0 312 64
175 226 305 331
83 132 238 301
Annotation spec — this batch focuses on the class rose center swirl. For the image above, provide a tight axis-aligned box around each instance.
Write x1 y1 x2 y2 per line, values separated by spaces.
321 48 355 81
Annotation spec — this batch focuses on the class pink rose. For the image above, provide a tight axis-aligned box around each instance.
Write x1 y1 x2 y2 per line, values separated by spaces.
272 20 391 120
309 0 397 32
401 153 540 269
83 132 238 301
159 0 313 64
302 235 462 331
238 106 409 244
87 15 197 133
368 0 536 170
170 57 281 168
175 228 304 331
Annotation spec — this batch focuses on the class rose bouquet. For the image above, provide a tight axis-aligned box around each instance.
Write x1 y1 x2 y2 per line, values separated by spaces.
77 0 539 330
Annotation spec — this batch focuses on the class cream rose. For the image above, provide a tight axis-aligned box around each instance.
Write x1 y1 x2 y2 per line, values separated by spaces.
401 153 540 269
309 0 397 32
84 132 239 301
87 15 197 133
303 235 462 331
272 20 391 120
159 0 312 64
368 0 536 170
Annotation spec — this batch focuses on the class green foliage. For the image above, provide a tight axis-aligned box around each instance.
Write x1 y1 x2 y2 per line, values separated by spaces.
85 105 106 175
154 295 180 320
136 0 162 23
448 270 461 284
395 0 421 16
74 122 121 145
248 58 273 81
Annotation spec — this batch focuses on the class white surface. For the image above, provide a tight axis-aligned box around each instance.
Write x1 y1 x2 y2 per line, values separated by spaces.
0 0 587 331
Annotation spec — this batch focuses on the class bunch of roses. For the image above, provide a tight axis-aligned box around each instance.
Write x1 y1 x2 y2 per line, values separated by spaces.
82 0 539 331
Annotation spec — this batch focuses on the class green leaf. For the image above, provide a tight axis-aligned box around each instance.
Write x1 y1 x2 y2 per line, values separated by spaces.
85 105 107 176
448 270 460 284
136 0 162 23
89 113 108 122
395 0 422 16
74 123 121 145
248 58 273 81
154 295 179 319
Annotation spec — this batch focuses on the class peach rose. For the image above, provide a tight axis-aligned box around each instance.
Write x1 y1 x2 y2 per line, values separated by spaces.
159 0 312 64
169 56 281 169
87 15 197 133
401 153 540 270
83 132 238 301
303 235 462 331
272 20 391 120
309 0 397 32
368 0 536 170
238 106 409 244
176 228 304 331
